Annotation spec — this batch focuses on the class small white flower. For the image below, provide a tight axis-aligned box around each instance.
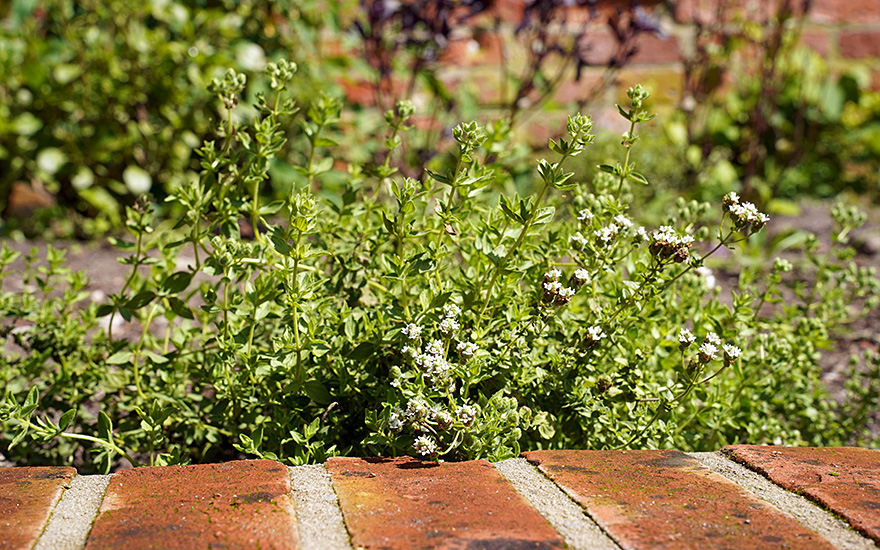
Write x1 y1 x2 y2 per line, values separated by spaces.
457 341 478 357
577 209 593 222
425 339 444 356
544 280 562 292
635 227 649 241
413 435 437 456
699 341 718 361
613 215 633 228
705 332 721 346
679 328 695 346
558 287 575 298
457 404 477 425
443 303 461 318
389 408 404 431
573 268 589 283
406 397 428 419
594 224 618 243
725 192 740 205
439 317 460 334
429 406 453 426
545 268 562 280
401 323 422 339
696 266 716 289
723 343 741 361
586 325 606 342
570 232 588 248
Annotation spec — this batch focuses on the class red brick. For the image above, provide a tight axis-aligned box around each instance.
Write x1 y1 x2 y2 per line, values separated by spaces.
573 24 679 65
84 460 296 550
0 467 76 550
676 0 807 24
839 30 880 58
327 456 565 550
800 28 832 57
811 0 880 24
872 69 880 90
554 72 610 104
525 449 838 550
615 67 685 105
441 31 504 67
724 445 880 543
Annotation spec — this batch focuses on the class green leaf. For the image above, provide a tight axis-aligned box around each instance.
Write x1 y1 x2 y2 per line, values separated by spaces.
499 195 524 225
425 169 450 185
106 351 133 365
533 206 556 226
9 426 28 449
304 380 333 404
162 272 193 295
616 104 631 120
96 304 115 317
259 200 285 215
126 291 156 310
58 409 76 431
598 164 617 175
628 171 649 185
168 297 194 319
97 411 113 439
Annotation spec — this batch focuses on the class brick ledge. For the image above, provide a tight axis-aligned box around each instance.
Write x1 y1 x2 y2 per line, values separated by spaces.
2 446 877 550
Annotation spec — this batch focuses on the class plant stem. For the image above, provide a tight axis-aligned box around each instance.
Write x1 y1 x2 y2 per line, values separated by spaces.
479 181 551 319
616 119 636 198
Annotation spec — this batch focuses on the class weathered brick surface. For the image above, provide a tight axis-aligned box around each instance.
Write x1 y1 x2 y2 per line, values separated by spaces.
525 449 838 550
801 28 833 57
724 445 880 543
811 0 880 24
838 30 880 59
327 456 566 550
0 467 75 550
84 460 297 550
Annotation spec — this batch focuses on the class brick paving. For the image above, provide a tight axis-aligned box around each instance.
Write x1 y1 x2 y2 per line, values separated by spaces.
1 447 878 550
724 445 880 545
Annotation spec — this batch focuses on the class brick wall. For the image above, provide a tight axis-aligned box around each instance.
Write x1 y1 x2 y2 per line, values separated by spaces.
334 0 880 140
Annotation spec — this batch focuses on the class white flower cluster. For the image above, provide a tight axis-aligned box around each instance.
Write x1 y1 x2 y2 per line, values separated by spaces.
613 215 633 228
722 343 741 362
594 224 618 244
542 268 576 306
456 404 477 426
696 332 743 364
577 209 593 222
439 303 461 334
402 323 422 339
723 192 769 230
570 231 588 249
457 341 478 357
650 226 695 263
652 226 695 247
584 325 606 347
573 268 589 283
413 435 437 456
439 317 460 334
679 328 696 347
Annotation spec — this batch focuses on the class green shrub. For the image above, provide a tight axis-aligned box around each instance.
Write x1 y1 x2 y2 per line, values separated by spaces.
0 0 333 234
2 72 878 472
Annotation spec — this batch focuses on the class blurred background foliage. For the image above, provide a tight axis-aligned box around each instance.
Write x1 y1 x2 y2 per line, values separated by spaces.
0 0 878 238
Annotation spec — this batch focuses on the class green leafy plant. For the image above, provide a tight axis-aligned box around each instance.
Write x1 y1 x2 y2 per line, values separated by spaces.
2 72 878 472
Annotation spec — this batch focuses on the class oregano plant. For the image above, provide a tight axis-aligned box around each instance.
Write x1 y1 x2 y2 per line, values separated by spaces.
2 67 878 472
